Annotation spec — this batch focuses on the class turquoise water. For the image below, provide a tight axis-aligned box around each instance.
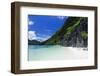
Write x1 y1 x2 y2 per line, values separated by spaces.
28 45 88 61
28 45 62 61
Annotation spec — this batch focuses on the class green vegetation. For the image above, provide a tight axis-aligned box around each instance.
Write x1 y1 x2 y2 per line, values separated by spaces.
81 31 87 40
66 18 82 35
44 18 81 43
42 17 88 47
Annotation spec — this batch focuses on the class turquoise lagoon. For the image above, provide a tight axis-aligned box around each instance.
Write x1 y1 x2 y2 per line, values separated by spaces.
28 45 88 61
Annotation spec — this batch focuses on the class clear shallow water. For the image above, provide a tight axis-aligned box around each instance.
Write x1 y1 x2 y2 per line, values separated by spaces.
28 45 88 61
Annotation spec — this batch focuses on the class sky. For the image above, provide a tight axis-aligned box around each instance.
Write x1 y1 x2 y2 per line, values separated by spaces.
28 15 68 42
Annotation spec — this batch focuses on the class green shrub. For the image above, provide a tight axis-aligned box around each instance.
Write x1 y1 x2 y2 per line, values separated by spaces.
81 31 87 39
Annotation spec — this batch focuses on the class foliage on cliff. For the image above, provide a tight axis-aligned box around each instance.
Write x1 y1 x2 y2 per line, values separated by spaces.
43 17 88 47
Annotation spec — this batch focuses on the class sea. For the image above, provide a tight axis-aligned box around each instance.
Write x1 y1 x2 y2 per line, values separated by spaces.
28 45 88 61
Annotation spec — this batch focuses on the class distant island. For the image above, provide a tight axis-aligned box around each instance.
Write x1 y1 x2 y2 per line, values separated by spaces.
28 40 42 45
28 17 88 47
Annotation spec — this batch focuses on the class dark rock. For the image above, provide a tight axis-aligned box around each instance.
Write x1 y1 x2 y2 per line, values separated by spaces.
61 17 88 47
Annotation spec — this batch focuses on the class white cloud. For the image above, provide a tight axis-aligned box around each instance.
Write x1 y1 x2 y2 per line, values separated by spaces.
28 20 35 25
28 31 37 40
28 31 51 42
57 16 65 20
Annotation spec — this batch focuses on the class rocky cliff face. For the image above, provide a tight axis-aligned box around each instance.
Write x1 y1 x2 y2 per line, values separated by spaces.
60 18 88 47
43 17 88 47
